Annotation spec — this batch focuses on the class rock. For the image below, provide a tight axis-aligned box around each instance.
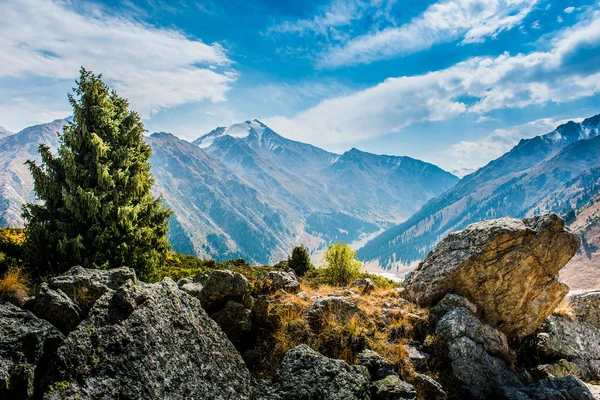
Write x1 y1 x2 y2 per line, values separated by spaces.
498 376 596 400
352 278 376 295
404 214 580 338
33 283 82 334
42 277 252 400
534 314 600 361
357 349 396 380
177 278 204 300
536 359 600 382
371 375 416 400
404 345 430 372
429 294 477 322
262 270 301 294
199 270 254 313
47 266 136 312
567 290 600 329
435 307 521 399
306 296 366 331
0 302 64 399
411 373 447 400
252 344 370 400
210 301 252 346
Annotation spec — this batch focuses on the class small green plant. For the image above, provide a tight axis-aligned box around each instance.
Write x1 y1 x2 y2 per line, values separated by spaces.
322 242 362 286
287 245 313 277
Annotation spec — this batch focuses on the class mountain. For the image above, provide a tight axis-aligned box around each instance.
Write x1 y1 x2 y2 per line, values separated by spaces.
0 126 12 138
0 118 458 265
560 193 600 290
358 114 600 270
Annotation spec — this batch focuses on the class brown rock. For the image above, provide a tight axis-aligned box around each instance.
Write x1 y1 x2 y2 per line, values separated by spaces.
403 213 580 338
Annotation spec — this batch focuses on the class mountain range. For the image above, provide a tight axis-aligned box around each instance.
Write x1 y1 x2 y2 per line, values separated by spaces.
0 119 458 264
358 114 600 272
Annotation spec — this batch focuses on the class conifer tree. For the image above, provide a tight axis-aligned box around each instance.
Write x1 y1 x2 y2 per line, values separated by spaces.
287 245 312 277
23 68 172 280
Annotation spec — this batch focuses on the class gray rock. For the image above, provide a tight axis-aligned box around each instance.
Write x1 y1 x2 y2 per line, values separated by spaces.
411 373 447 400
498 376 596 400
534 314 600 361
435 307 521 399
430 293 477 322
352 278 376 295
0 302 64 400
306 296 366 331
567 290 600 329
199 270 254 313
42 278 252 400
253 344 370 400
177 278 204 300
33 283 82 334
262 270 301 294
210 300 252 346
536 359 600 382
371 375 416 400
357 349 396 380
404 214 580 338
404 345 430 372
47 266 136 312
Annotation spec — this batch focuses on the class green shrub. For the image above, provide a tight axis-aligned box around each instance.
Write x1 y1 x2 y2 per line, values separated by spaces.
322 242 362 286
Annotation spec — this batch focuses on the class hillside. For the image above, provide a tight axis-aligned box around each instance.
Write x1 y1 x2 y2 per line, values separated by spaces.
358 114 600 270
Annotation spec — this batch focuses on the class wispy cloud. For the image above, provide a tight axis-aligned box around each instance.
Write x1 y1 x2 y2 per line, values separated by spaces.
0 0 236 118
311 0 538 68
265 10 600 148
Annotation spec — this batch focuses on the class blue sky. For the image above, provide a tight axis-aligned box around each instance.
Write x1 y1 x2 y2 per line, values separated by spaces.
1 0 599 172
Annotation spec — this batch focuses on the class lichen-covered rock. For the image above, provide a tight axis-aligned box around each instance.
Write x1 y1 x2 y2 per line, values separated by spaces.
252 344 370 400
306 296 366 331
404 345 430 372
404 214 580 338
535 359 600 382
411 373 447 400
371 375 416 400
352 278 376 295
42 278 252 400
47 266 136 312
177 278 204 300
199 270 254 313
33 283 82 334
429 294 477 322
210 300 252 346
0 302 64 399
534 314 600 361
498 376 596 400
567 290 600 329
435 307 521 399
357 349 396 380
262 270 301 294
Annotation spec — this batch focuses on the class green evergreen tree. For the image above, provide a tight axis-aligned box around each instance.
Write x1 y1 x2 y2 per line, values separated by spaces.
287 245 312 277
23 68 172 280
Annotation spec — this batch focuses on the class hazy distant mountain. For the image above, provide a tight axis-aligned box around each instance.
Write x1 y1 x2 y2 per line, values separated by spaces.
0 126 12 138
0 118 458 264
358 114 600 270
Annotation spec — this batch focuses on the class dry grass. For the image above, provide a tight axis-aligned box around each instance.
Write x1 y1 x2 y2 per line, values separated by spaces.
253 281 428 380
553 298 575 320
0 268 29 306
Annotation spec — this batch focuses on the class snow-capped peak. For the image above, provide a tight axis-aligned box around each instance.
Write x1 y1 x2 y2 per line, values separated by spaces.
194 120 268 148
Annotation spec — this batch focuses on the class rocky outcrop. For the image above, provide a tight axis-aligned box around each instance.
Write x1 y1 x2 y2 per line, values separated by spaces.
0 302 63 399
567 290 600 329
252 344 370 400
498 376 596 400
199 270 254 313
211 300 253 347
370 375 416 400
262 270 301 294
306 296 366 331
357 349 396 380
352 278 376 295
177 277 204 299
42 277 253 400
33 283 82 334
404 214 580 338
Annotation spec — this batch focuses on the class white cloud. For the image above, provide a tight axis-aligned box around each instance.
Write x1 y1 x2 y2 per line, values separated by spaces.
0 0 236 119
318 0 538 68
0 98 71 132
265 12 600 148
565 6 575 14
444 116 583 170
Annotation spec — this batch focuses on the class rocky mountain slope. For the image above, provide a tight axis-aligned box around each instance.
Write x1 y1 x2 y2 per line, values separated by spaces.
3 213 600 399
359 114 600 270
0 126 12 138
0 119 458 264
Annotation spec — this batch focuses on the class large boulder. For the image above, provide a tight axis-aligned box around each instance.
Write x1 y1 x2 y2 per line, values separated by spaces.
370 375 416 400
33 283 82 334
261 270 301 294
435 306 521 399
498 376 596 400
47 266 136 312
357 349 396 380
306 297 366 331
567 290 600 329
252 344 370 400
199 270 254 313
210 300 253 346
0 302 64 399
42 278 253 400
404 214 580 338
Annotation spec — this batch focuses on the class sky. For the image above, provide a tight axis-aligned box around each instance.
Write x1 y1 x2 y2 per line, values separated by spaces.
1 0 599 172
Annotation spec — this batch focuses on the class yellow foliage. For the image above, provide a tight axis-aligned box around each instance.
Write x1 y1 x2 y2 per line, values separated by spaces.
0 268 29 306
